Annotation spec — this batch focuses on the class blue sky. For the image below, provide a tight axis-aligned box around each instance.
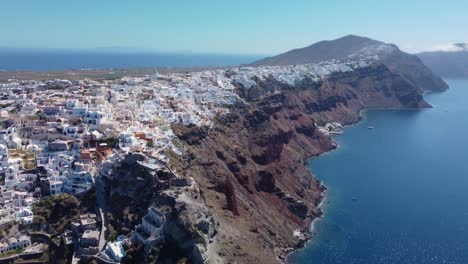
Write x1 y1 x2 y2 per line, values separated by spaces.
1 0 466 54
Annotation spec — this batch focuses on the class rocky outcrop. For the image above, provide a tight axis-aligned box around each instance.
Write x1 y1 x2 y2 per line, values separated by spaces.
105 154 159 232
170 63 430 263
158 190 219 264
104 153 220 263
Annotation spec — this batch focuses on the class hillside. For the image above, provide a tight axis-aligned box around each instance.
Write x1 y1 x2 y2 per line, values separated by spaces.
252 35 448 92
168 65 431 263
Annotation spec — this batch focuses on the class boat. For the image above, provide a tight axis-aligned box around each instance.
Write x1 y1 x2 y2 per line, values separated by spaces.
367 126 375 130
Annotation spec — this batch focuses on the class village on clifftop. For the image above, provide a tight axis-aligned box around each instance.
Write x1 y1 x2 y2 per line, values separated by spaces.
0 55 372 262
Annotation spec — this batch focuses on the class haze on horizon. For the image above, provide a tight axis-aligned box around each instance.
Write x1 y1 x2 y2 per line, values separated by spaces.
0 0 467 55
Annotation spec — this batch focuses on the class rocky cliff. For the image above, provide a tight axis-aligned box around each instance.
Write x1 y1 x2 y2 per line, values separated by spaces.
103 153 220 263
170 63 430 263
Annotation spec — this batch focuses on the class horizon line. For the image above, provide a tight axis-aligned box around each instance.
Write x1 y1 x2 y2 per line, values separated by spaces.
0 46 270 57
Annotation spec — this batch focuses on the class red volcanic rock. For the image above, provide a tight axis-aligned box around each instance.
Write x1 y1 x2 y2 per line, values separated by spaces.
256 171 277 193
224 177 239 216
170 63 431 263
251 130 293 165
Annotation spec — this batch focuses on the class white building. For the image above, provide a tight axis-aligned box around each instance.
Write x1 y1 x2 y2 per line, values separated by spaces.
105 235 126 262
17 208 34 224
133 206 165 247
0 236 31 254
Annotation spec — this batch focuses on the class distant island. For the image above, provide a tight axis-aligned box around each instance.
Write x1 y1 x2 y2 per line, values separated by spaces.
417 44 468 78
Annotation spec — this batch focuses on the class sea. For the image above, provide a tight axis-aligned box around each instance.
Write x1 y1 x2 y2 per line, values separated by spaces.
289 79 468 264
0 50 263 71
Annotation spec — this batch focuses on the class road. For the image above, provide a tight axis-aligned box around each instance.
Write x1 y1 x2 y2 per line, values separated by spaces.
96 175 109 252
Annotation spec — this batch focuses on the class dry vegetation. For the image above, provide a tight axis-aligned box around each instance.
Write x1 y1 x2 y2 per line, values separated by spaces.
32 190 96 235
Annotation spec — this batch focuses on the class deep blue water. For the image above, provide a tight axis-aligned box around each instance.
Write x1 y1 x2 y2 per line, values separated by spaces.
289 79 468 264
0 50 262 70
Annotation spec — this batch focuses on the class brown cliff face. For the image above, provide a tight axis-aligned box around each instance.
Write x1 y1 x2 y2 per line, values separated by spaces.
171 64 429 263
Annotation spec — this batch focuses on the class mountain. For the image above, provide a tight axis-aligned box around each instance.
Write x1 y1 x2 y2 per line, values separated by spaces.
252 35 448 92
417 44 468 78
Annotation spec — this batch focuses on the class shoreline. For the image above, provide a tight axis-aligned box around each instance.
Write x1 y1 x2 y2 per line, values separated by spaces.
283 145 339 263
285 103 434 263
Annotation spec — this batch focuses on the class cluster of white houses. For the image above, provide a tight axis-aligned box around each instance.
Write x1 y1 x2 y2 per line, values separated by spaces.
0 235 31 254
0 70 242 259
0 56 378 259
